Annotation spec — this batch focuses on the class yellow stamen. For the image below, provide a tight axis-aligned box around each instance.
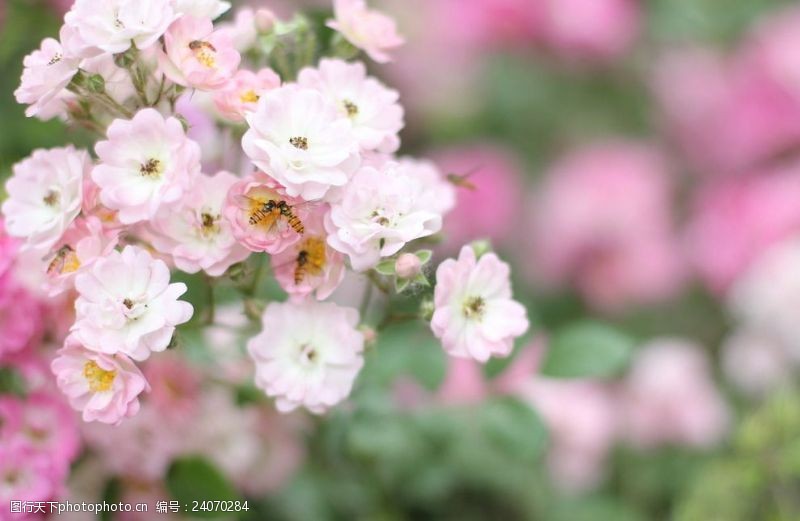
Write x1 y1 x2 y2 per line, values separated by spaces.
240 90 259 103
83 361 116 393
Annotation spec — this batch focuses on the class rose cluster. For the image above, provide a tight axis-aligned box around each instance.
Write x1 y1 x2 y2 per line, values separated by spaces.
3 0 528 424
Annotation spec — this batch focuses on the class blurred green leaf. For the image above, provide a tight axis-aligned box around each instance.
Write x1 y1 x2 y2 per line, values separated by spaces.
166 456 241 518
480 396 548 463
541 320 635 378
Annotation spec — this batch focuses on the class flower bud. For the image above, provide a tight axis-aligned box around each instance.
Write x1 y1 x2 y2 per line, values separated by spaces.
470 239 492 259
395 253 422 279
255 9 277 32
359 325 377 347
87 74 106 94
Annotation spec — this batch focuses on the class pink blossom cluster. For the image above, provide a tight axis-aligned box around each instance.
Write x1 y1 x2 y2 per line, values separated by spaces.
4 0 529 422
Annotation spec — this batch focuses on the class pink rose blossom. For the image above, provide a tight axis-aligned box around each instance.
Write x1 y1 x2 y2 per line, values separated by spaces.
213 68 281 122
143 352 202 419
0 281 44 358
222 171 307 254
740 6 800 104
685 164 800 293
92 108 201 224
158 15 241 91
150 171 250 276
298 59 404 153
434 0 541 50
44 216 119 296
0 444 64 515
72 245 194 362
271 208 345 300
14 37 79 118
248 300 365 413
327 0 404 64
242 85 360 201
64 0 176 54
433 145 526 251
540 0 639 61
2 146 88 253
325 161 447 271
431 245 529 363
436 358 488 405
0 218 19 278
52 336 150 425
621 339 730 449
529 142 685 311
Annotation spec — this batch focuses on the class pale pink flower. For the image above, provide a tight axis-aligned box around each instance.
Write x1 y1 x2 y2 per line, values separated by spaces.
529 142 685 311
0 280 44 359
0 445 64 513
325 161 446 271
248 300 364 413
434 0 541 50
64 0 176 54
0 218 19 279
14 37 79 118
271 208 346 300
52 337 150 425
92 108 201 224
728 237 800 361
44 216 119 296
740 6 800 103
436 358 488 405
540 0 640 61
2 146 88 253
150 171 250 276
431 245 529 363
433 145 524 251
722 329 794 397
213 68 281 122
158 16 241 91
242 85 360 201
327 0 404 63
621 339 730 449
143 352 202 419
172 0 231 19
215 7 259 52
685 165 800 293
72 245 194 361
396 157 456 216
222 171 306 254
298 59 403 153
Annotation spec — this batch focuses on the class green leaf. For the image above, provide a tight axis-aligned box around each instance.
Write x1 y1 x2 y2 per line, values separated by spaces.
415 249 433 265
166 457 241 518
374 259 396 276
541 320 635 378
480 396 547 463
394 277 410 293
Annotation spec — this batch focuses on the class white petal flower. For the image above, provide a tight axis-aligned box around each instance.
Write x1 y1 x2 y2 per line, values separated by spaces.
172 0 231 19
431 246 529 362
242 85 361 201
14 37 79 118
92 108 201 224
2 146 88 252
325 160 447 271
247 301 364 414
298 59 404 153
64 0 176 54
72 245 194 362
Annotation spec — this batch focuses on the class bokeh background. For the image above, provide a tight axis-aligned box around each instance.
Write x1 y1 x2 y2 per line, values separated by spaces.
4 0 800 519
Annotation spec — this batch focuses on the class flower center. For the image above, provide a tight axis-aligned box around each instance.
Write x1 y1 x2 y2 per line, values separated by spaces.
199 212 220 237
48 53 63 66
462 296 486 320
189 40 217 68
289 136 309 150
42 190 60 207
240 90 259 103
298 343 318 367
122 298 134 309
342 99 359 118
140 158 163 178
83 360 116 393
47 245 81 276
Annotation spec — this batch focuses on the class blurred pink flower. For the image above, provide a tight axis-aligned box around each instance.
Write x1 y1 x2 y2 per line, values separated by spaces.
621 339 730 449
433 0 541 50
433 145 526 252
530 141 685 311
143 353 202 420
11 393 80 472
685 164 800 293
436 358 488 405
0 444 65 518
327 0 404 63
540 0 640 61
213 68 281 122
0 279 44 359
722 329 794 397
0 218 19 279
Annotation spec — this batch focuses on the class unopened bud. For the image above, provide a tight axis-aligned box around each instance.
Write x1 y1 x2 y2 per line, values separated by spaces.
470 239 492 259
255 9 277 32
359 325 377 347
87 74 105 94
395 253 422 279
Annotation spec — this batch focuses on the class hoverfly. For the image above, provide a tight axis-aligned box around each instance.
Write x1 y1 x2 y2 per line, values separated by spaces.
45 245 80 276
446 166 482 191
236 195 319 235
272 236 327 285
